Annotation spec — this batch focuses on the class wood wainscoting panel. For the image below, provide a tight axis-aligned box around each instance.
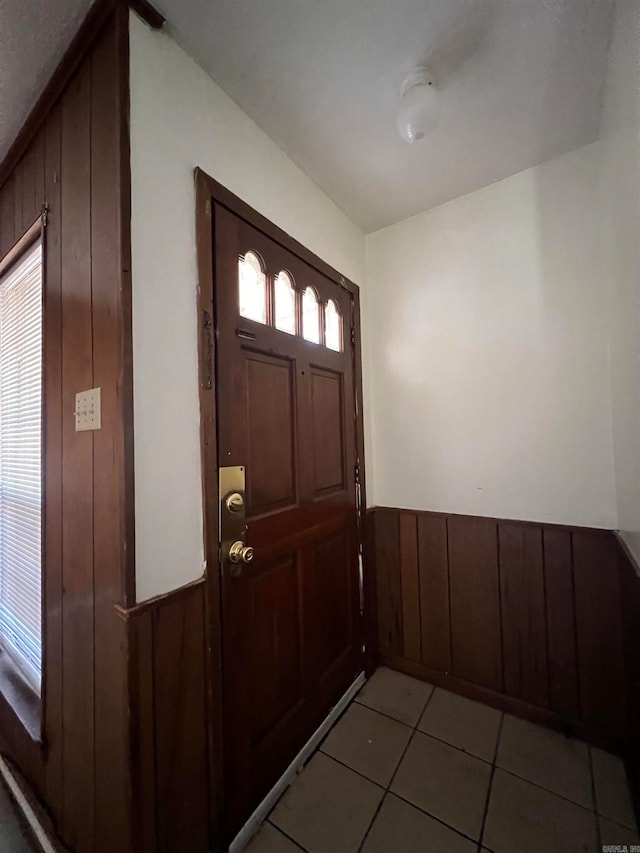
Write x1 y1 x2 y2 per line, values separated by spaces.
498 523 548 708
619 545 640 738
128 607 157 853
448 515 503 692
371 507 636 755
417 514 450 674
91 17 131 849
0 174 15 257
543 528 580 719
59 57 96 853
125 580 211 853
398 514 421 662
573 531 626 733
373 511 403 656
154 586 209 853
617 537 640 821
42 101 64 825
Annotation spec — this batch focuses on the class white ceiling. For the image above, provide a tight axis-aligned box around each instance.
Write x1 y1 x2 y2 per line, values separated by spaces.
1 0 614 232
0 0 92 164
154 0 614 232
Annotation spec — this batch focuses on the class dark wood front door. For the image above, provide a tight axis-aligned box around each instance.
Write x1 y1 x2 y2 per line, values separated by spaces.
213 203 363 836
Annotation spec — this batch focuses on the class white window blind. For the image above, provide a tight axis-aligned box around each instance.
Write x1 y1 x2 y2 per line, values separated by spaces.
0 241 42 690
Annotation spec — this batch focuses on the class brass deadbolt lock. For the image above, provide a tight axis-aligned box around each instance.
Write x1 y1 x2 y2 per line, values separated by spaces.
225 492 244 513
229 540 254 564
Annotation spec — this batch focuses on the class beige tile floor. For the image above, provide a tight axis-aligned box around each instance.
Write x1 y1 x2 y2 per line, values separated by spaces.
246 667 639 853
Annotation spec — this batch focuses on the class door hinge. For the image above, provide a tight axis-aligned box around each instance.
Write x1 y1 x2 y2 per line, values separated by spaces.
203 310 213 390
350 326 356 346
40 204 49 228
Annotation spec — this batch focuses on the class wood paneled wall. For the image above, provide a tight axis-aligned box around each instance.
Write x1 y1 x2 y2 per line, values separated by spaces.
618 540 640 814
371 507 635 749
0 9 133 852
126 580 211 853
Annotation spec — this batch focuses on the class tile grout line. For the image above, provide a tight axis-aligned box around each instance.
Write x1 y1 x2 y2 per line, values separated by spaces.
349 697 495 766
313 688 369 758
495 764 601 814
477 711 505 852
589 746 602 850
267 678 435 852
264 682 374 849
355 688 523 850
315 751 389 791
270 679 609 853
388 789 483 847
412 685 436 733
386 789 483 848
409 729 493 766
355 686 437 852
265 820 308 852
322 747 489 851
352 696 429 730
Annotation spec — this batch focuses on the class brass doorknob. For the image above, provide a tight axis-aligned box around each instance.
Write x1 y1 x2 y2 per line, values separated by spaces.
229 540 254 564
225 492 244 513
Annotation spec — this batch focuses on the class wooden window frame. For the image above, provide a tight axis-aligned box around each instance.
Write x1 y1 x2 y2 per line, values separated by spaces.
0 213 47 743
194 168 375 849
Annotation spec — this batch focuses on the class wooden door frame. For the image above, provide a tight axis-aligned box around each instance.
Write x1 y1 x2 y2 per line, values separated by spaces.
194 167 376 849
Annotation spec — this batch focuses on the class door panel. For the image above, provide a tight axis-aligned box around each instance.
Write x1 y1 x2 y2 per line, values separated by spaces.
213 203 362 837
249 555 302 743
310 368 345 495
305 529 352 681
244 352 297 514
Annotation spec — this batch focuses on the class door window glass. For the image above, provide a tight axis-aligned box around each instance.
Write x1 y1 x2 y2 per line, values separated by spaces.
275 271 296 335
239 251 266 324
324 299 342 352
302 287 320 344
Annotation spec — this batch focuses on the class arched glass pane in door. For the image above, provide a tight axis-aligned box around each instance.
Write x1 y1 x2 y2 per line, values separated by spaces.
324 299 342 351
238 250 266 324
302 287 320 344
275 271 296 334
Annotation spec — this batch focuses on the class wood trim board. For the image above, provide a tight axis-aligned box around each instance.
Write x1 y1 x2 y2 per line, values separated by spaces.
0 215 43 279
129 0 165 29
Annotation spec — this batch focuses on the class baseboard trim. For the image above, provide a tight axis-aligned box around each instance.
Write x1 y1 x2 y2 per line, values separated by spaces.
0 756 59 853
380 654 622 754
229 672 366 853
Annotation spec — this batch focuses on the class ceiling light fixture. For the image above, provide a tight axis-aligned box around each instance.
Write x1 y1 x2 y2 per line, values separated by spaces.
396 67 438 143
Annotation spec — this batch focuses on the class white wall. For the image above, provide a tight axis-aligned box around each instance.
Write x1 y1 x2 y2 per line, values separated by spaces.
366 143 617 528
129 13 366 601
129 2 638 600
598 0 640 561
